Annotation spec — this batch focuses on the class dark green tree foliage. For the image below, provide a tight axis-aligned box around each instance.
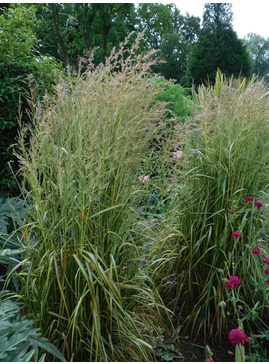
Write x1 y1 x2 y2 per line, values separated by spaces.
137 4 173 50
187 3 251 85
0 4 62 193
244 33 269 83
157 6 200 83
34 3 136 67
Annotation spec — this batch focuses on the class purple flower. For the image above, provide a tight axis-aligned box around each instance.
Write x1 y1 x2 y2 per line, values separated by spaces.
93 209 95 213
140 209 144 213
61 237 65 243
154 190 158 194
264 256 269 265
255 201 263 209
167 278 174 286
149 195 153 202
71 230 74 237
141 256 147 266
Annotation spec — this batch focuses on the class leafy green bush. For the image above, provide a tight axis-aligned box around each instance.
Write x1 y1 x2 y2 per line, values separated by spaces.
0 297 65 361
149 75 193 122
0 5 63 194
16 35 171 361
150 71 269 337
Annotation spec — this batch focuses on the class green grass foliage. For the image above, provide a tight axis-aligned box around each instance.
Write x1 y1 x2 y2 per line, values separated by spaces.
150 71 269 337
15 35 171 361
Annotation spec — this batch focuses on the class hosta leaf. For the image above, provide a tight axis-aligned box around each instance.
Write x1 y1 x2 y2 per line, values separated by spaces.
30 337 66 362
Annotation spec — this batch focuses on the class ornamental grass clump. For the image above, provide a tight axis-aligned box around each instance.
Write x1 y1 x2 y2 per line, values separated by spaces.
15 34 171 361
152 71 269 337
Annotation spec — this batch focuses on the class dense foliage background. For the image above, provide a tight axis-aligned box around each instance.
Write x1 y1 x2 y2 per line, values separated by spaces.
1 3 269 194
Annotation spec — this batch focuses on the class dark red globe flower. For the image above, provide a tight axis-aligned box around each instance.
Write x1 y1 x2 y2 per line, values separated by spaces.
229 276 242 287
264 256 269 265
254 200 263 209
225 276 241 290
245 196 253 201
231 231 242 238
265 269 269 275
229 210 235 214
267 281 269 286
228 329 248 346
252 248 260 255
225 281 236 290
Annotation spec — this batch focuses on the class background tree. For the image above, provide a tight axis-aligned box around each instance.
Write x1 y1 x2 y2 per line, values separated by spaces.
187 3 251 85
137 4 173 51
243 33 269 83
157 6 200 83
34 3 136 67
0 4 63 193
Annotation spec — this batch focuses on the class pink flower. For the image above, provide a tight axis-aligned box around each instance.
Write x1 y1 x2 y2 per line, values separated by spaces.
228 329 248 346
264 256 269 265
229 210 234 214
252 248 260 255
225 276 241 290
205 359 214 362
229 276 242 287
225 281 236 290
173 150 183 159
267 281 269 287
138 175 149 183
254 201 263 209
265 269 269 275
245 196 253 201
231 231 242 238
